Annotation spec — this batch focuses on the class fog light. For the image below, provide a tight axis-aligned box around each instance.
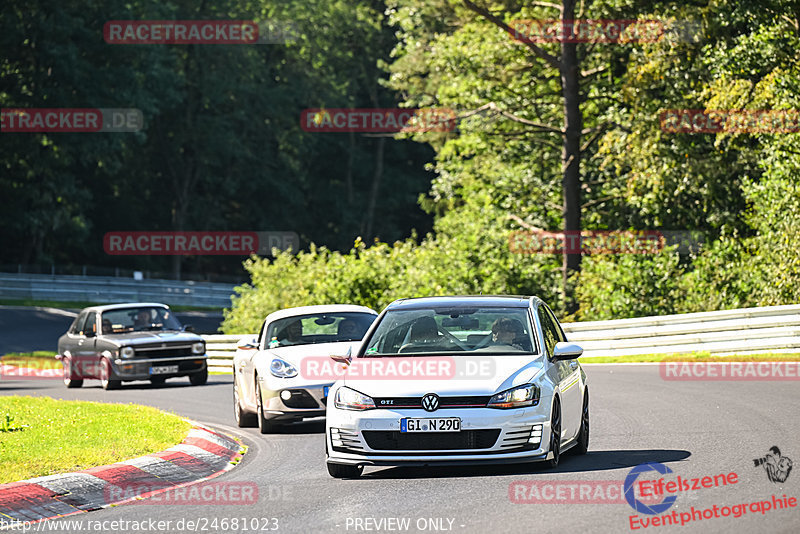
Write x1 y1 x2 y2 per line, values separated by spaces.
280 390 292 401
529 424 543 447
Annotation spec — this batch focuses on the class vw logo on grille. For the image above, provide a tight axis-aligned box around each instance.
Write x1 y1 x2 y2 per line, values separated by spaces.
421 393 440 412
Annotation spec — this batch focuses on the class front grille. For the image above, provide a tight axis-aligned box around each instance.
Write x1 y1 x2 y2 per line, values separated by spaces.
501 425 541 450
282 390 319 409
362 430 500 450
134 344 193 359
373 396 491 409
331 428 363 453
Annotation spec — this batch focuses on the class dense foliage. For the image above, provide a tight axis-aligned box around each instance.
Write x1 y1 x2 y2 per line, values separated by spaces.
2 1 798 330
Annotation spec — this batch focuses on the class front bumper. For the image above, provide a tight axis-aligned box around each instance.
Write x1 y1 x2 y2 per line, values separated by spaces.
326 406 553 466
111 355 207 380
259 381 333 422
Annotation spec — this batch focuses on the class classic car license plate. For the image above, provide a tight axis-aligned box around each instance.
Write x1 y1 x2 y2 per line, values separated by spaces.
150 365 178 375
400 418 461 433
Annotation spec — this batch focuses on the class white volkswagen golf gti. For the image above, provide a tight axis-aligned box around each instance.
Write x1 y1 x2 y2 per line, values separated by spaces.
325 295 589 478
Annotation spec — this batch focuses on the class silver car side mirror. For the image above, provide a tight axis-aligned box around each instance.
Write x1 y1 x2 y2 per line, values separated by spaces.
553 341 583 360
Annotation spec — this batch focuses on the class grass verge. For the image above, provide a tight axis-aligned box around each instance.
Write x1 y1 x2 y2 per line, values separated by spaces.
579 352 800 363
0 395 191 484
1 352 59 366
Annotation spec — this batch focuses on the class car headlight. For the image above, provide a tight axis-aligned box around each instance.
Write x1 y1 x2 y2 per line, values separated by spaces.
191 342 205 354
120 346 135 358
334 387 375 411
487 384 539 409
270 358 298 378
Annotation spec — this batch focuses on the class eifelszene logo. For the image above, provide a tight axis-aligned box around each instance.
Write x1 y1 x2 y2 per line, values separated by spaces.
754 446 793 483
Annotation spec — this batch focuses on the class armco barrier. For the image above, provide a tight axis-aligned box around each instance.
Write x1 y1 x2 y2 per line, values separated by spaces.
203 304 800 372
0 272 235 308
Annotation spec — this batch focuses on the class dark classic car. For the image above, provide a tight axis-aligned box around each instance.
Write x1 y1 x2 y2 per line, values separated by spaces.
56 302 208 389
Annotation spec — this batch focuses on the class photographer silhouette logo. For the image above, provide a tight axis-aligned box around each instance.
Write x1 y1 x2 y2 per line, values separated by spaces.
754 446 793 484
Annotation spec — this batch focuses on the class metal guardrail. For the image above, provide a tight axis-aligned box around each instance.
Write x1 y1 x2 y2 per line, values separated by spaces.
0 272 236 308
203 304 800 372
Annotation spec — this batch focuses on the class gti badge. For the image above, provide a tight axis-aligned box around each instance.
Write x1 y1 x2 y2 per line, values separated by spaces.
421 393 439 412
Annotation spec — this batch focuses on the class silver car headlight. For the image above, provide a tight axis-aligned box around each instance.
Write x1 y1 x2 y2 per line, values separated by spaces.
191 342 205 354
334 387 375 411
120 346 135 358
270 358 298 378
487 384 540 409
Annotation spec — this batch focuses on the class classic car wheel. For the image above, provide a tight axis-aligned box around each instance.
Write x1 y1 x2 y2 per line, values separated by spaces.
233 376 257 428
545 397 561 469
99 357 121 390
255 376 278 434
189 368 208 386
62 357 83 389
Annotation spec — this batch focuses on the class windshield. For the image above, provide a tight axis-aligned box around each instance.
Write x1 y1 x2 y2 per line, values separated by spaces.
265 312 376 348
362 307 536 356
101 307 182 333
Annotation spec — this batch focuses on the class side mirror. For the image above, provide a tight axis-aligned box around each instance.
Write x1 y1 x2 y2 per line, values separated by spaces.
237 336 259 350
330 347 352 366
182 324 196 333
553 341 583 360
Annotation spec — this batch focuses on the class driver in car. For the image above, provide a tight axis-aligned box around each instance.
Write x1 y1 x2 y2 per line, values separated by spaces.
133 309 152 329
279 320 304 346
490 318 525 350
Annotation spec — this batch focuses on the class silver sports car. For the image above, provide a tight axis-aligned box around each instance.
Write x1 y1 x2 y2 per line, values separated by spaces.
233 304 378 433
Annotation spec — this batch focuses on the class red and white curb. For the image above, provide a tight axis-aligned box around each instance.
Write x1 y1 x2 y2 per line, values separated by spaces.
0 425 245 528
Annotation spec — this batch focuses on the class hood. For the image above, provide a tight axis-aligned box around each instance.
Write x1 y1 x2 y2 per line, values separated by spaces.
105 331 203 346
264 341 360 366
342 354 545 397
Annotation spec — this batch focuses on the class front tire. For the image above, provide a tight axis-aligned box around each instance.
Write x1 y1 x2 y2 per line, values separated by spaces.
62 357 83 389
189 368 208 386
545 397 561 469
255 376 278 434
574 391 589 455
234 376 257 428
99 358 120 390
327 462 363 479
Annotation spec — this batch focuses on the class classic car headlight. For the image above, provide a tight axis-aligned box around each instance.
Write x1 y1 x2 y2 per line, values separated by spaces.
334 387 375 411
487 384 539 409
191 342 205 354
120 346 135 358
270 358 298 378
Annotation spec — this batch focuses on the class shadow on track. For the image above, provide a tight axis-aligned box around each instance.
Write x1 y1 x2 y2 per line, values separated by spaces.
362 449 691 480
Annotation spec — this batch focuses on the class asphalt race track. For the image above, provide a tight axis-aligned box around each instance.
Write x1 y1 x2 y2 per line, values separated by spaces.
1 365 798 534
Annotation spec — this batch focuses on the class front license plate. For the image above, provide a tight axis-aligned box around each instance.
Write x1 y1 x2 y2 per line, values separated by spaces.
150 365 178 375
400 418 461 433
323 386 330 397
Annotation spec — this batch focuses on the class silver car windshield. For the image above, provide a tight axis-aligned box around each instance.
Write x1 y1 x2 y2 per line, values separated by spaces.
363 307 536 356
265 312 375 348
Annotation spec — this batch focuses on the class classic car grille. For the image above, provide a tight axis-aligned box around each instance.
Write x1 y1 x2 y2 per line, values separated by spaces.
133 344 194 358
362 430 500 450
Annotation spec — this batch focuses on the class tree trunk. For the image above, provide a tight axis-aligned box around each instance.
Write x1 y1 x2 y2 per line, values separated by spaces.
560 0 583 312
